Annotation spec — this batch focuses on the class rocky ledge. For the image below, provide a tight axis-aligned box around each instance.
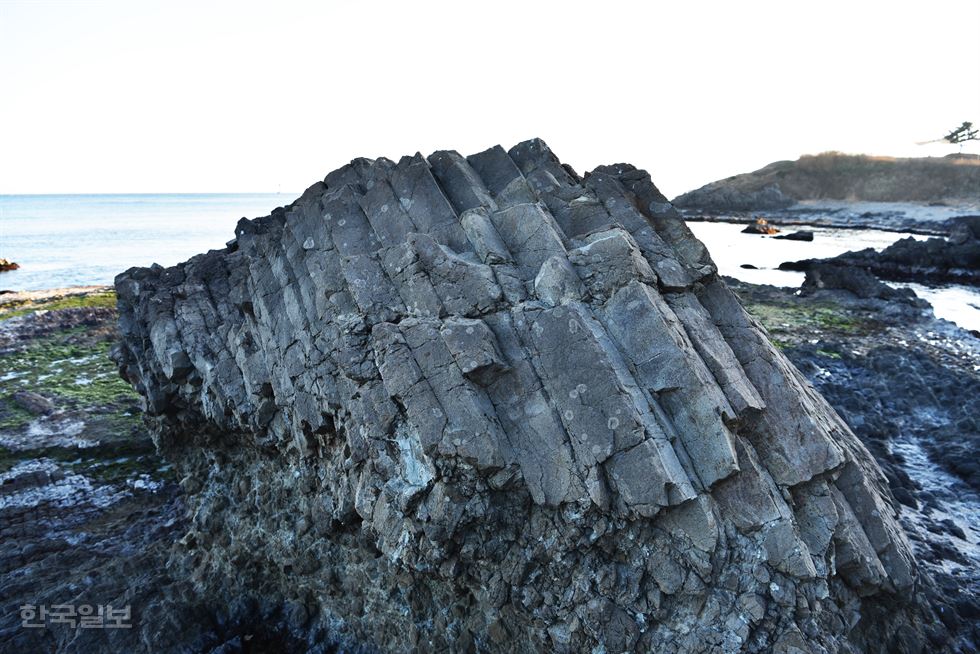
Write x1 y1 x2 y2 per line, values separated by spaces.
781 215 980 287
729 278 980 651
113 139 942 652
0 288 189 654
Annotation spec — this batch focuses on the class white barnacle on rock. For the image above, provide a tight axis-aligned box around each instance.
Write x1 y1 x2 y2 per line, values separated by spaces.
395 425 434 491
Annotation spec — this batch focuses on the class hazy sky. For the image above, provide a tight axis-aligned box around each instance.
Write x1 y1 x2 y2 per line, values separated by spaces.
2 0 978 198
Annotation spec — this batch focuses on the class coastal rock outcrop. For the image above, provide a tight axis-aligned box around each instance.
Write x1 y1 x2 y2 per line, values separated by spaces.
799 264 928 305
113 139 935 652
782 215 980 286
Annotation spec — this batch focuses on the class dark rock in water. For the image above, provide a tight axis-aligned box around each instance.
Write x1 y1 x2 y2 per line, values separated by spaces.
800 263 927 305
113 139 936 652
774 230 815 242
741 218 780 234
950 214 980 243
940 519 967 541
0 258 20 272
740 263 759 269
783 215 980 286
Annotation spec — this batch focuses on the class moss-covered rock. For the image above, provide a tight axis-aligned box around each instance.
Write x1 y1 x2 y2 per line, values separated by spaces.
0 288 117 321
0 286 163 482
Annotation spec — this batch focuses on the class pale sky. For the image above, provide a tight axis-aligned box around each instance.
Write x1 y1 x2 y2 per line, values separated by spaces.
1 0 978 198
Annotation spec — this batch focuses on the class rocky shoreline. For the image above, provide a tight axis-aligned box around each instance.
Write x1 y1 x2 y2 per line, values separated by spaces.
1 274 977 652
678 205 976 237
2 141 978 652
780 216 980 288
0 289 234 652
730 278 980 649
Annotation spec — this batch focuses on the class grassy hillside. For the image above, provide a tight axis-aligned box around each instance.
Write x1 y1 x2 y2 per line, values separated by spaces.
676 152 980 205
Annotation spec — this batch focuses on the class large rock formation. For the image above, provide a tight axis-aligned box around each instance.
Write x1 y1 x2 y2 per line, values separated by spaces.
114 139 935 652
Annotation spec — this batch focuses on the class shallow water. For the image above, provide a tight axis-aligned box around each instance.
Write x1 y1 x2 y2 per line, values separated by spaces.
890 437 980 574
894 282 980 333
687 222 980 332
686 222 928 286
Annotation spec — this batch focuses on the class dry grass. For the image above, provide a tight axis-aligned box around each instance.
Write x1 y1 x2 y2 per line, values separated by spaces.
714 152 980 202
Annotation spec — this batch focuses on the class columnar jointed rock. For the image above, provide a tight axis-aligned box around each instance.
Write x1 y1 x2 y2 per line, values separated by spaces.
114 140 933 652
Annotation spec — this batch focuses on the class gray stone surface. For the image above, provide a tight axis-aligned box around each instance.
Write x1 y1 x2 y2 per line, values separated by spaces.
113 139 936 652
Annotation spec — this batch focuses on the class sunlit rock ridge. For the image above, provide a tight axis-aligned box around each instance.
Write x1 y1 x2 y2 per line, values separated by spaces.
113 139 932 652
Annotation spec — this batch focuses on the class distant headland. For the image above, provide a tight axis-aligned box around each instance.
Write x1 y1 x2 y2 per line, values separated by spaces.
673 152 980 235
675 151 980 207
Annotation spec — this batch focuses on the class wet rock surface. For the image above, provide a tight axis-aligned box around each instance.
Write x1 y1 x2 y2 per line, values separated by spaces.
0 289 310 653
798 264 928 305
109 139 945 652
0 290 177 652
730 279 980 651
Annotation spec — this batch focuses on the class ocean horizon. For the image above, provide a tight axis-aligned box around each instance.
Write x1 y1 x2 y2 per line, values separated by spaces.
3 192 979 332
0 193 295 291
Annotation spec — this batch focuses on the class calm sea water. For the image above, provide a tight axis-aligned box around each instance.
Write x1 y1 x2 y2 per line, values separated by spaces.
1 195 977 331
0 194 290 291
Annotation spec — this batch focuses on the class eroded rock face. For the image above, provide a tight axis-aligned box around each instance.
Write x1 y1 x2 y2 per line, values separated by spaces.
114 140 932 652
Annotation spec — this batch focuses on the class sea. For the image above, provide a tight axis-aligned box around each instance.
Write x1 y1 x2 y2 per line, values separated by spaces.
1 194 978 332
0 194 287 291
